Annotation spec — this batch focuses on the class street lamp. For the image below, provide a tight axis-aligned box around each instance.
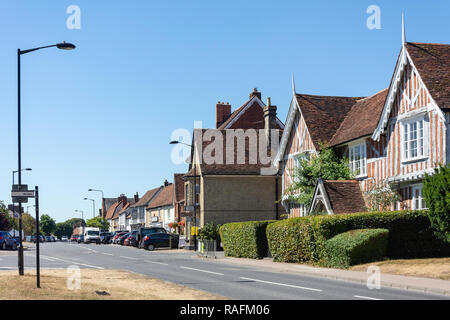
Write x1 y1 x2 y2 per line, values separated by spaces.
170 140 198 251
74 209 84 222
88 189 104 218
12 168 32 185
16 41 75 276
84 198 96 219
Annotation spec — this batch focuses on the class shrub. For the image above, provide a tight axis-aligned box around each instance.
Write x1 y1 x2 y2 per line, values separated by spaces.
198 223 220 241
423 165 450 243
324 229 389 268
266 210 450 265
219 221 276 259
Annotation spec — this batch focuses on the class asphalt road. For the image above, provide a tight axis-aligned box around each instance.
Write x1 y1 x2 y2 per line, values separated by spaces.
0 242 448 300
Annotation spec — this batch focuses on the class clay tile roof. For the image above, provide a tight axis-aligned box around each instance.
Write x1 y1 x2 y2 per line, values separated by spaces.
406 42 450 110
189 128 281 176
295 94 362 148
323 180 366 214
131 187 161 208
174 173 185 202
105 202 120 220
330 89 388 146
147 184 174 209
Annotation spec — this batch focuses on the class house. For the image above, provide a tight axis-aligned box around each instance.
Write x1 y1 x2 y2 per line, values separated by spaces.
277 25 449 216
104 194 134 231
182 89 284 233
173 173 186 233
117 193 139 231
145 180 175 230
129 187 162 231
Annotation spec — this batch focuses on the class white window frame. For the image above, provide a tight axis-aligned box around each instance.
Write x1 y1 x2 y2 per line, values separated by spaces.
400 115 428 163
411 184 426 210
349 141 367 178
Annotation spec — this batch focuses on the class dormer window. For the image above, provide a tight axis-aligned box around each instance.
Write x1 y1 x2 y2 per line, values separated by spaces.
349 143 367 177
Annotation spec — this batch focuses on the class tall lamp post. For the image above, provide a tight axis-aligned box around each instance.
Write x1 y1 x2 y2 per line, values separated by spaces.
84 198 96 219
74 210 85 236
12 168 32 185
16 41 76 275
170 140 198 251
88 189 104 218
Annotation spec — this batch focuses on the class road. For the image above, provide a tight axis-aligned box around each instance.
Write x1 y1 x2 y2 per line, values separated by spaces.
0 242 448 300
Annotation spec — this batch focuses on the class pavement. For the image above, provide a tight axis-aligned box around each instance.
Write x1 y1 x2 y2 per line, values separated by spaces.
0 242 449 300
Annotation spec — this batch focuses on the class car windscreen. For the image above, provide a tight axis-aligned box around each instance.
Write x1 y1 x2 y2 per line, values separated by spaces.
87 231 99 236
142 228 166 236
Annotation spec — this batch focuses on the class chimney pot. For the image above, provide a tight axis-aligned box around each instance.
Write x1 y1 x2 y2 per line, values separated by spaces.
249 88 261 100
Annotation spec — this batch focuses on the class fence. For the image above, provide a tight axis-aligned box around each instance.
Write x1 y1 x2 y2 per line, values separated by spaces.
198 239 217 258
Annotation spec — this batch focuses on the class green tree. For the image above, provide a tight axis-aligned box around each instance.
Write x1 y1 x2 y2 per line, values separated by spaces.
198 223 221 241
423 165 450 242
54 222 73 239
65 217 85 229
0 201 12 230
86 216 109 231
285 144 352 211
22 212 36 235
40 214 56 236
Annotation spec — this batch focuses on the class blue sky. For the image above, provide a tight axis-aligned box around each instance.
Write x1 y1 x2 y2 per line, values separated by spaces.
1 1 448 222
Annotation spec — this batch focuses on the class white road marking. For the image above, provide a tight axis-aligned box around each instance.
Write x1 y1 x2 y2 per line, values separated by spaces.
354 295 382 300
180 266 224 276
239 277 322 292
144 260 169 266
41 255 104 269
101 253 113 256
120 256 139 260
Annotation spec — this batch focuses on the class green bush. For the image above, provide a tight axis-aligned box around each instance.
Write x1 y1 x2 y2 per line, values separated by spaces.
219 220 276 259
324 229 389 268
423 165 450 243
267 210 450 265
198 223 221 241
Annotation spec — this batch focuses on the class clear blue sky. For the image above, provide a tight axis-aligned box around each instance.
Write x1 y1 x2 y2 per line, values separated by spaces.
0 0 448 223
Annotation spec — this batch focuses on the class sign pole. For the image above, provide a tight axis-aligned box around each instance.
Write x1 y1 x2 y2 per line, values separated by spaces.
34 186 40 288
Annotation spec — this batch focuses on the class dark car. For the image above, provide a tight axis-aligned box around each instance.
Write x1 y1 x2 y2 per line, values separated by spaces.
77 234 84 243
45 236 52 242
137 227 167 248
142 232 179 251
31 235 44 243
118 232 131 245
124 231 138 247
112 232 128 244
0 231 18 250
70 234 79 242
100 232 113 244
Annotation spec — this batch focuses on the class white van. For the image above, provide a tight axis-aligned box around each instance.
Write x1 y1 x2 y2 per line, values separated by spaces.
84 227 101 244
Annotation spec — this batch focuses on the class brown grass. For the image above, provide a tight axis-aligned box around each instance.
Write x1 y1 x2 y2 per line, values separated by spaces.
0 269 229 300
351 257 450 280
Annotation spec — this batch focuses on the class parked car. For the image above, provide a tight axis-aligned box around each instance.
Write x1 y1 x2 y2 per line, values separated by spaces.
84 227 101 244
77 234 84 244
118 232 131 245
137 227 167 248
45 236 52 242
0 231 18 250
112 232 128 244
31 235 44 243
142 232 179 251
100 232 113 244
61 236 68 241
51 236 56 242
124 231 138 247
70 234 79 242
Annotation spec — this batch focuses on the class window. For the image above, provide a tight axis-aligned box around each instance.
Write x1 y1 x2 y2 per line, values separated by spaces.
412 185 426 210
349 143 367 177
402 118 426 161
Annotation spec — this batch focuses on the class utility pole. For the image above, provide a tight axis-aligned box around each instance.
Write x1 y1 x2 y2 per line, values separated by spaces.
35 186 40 288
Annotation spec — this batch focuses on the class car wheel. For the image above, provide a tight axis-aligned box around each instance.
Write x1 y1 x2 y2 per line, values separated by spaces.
1 242 6 250
147 244 155 251
12 243 17 251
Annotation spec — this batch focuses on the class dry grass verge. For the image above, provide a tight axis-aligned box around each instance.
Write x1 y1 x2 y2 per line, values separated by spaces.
0 268 228 300
351 257 450 280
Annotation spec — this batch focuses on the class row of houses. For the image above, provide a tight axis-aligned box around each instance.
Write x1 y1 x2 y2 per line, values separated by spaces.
102 26 449 242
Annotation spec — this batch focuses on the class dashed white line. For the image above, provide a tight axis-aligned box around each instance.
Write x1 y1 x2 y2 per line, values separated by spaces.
41 255 104 269
144 260 169 266
239 277 322 292
101 253 113 256
354 295 382 300
180 266 224 276
120 256 139 260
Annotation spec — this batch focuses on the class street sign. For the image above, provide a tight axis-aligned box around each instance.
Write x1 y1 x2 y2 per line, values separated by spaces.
11 184 34 203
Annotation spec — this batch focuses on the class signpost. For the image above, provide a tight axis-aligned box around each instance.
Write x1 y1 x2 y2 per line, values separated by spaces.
34 186 40 288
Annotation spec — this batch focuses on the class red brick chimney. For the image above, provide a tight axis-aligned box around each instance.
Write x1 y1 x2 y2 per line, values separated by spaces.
164 179 169 187
216 101 231 128
249 88 261 100
117 194 127 206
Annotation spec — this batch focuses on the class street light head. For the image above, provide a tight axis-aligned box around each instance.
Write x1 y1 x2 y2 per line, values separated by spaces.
169 140 180 145
56 41 76 50
83 198 88 200
25 168 32 171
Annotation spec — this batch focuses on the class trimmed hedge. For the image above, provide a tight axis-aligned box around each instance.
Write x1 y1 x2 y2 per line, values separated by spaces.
219 220 276 259
324 229 389 268
267 210 450 265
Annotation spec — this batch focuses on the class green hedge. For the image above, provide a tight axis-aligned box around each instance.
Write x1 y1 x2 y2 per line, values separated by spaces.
324 229 389 268
219 220 276 259
267 210 450 265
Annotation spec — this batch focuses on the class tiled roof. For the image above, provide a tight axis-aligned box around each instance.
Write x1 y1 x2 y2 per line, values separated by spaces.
105 202 120 220
187 129 281 176
174 173 185 202
131 187 161 208
330 89 388 146
295 94 362 148
147 184 174 209
406 42 450 110
323 180 366 214
218 97 284 130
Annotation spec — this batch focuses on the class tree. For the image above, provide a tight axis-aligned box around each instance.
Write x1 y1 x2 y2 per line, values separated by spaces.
198 223 221 241
40 214 56 236
54 222 73 239
423 165 450 242
0 201 12 230
86 216 109 231
65 217 85 229
285 144 352 210
22 213 36 235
